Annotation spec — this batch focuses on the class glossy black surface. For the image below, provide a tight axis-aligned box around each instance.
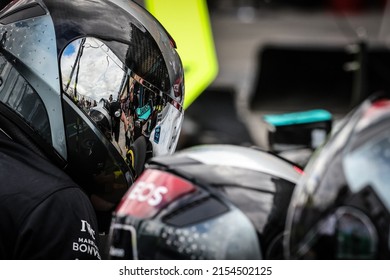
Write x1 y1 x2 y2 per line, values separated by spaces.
147 147 297 259
286 96 390 259
45 0 169 92
0 0 184 234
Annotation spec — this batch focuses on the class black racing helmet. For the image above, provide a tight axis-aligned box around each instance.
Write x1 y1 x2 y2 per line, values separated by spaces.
108 144 302 259
0 0 184 232
284 94 390 259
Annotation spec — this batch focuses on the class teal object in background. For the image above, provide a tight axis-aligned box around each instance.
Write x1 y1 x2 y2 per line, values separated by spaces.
136 104 152 120
263 109 332 127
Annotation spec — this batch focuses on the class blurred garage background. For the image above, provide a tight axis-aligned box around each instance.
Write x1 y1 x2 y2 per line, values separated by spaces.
140 0 390 163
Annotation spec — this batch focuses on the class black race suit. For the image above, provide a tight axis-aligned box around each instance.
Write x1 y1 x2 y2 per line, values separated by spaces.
0 131 101 259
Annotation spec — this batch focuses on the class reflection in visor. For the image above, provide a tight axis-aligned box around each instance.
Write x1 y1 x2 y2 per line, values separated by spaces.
60 37 182 176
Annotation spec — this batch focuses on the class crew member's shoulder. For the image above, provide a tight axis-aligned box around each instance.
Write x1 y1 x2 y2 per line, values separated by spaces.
0 134 81 220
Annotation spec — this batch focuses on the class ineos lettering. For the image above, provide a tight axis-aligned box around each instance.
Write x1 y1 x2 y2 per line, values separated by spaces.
137 183 154 202
148 187 168 206
129 182 168 206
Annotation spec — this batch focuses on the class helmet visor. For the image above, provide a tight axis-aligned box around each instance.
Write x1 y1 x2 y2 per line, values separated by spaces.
60 37 181 170
60 37 182 230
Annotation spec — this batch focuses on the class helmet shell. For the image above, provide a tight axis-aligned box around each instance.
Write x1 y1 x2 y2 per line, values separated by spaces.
109 144 301 259
285 94 390 259
0 0 184 232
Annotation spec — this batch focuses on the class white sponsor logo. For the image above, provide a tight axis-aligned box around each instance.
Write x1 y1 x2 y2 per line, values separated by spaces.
73 240 101 259
80 220 96 240
73 220 100 259
128 181 168 206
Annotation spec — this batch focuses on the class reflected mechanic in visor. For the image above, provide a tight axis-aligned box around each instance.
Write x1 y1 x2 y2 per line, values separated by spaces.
0 0 184 259
284 94 390 259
